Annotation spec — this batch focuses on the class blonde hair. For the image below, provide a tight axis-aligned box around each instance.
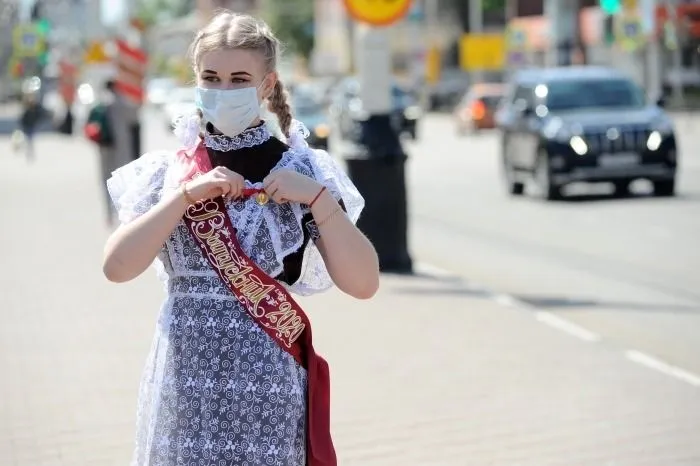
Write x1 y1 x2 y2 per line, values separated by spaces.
188 10 293 138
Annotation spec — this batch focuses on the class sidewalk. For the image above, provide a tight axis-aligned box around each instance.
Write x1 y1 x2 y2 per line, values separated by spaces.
1 134 699 466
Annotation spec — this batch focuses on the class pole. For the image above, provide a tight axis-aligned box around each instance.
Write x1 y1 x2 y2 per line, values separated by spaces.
544 0 577 67
664 0 684 107
469 0 483 83
343 22 413 273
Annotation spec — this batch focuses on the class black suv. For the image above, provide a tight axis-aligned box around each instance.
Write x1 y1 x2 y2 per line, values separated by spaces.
496 67 678 200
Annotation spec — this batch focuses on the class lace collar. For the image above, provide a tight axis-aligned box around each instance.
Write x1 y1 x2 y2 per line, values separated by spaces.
203 124 271 152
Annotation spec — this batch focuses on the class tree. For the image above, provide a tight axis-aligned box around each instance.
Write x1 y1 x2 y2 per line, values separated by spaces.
260 0 315 60
136 0 193 27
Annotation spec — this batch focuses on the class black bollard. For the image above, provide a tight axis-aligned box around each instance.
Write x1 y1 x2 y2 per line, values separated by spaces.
130 121 141 160
57 108 74 135
343 114 413 274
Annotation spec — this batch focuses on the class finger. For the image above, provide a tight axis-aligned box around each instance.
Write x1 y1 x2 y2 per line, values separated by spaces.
271 186 287 204
262 172 278 190
265 180 280 201
217 180 231 197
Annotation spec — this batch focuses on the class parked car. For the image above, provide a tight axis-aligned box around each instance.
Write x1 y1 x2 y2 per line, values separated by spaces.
427 68 470 111
496 66 677 200
291 85 330 150
163 86 197 130
329 77 421 141
454 83 505 134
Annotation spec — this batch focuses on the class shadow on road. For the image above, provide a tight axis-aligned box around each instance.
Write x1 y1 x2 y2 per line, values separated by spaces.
546 189 700 204
515 294 700 314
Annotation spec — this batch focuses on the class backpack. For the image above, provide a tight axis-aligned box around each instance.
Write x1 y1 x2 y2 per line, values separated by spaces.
84 103 114 146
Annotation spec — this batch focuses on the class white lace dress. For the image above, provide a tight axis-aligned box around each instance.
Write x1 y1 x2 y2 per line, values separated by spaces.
107 122 364 466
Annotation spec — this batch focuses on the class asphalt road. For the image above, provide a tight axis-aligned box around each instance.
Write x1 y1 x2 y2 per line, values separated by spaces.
142 107 700 376
137 107 700 376
400 112 700 375
1 107 699 464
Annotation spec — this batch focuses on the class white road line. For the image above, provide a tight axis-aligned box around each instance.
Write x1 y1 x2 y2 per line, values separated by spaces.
625 350 700 387
492 293 525 308
413 262 457 279
534 311 602 342
413 260 699 386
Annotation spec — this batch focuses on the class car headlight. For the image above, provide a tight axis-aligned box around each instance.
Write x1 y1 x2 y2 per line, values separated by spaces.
314 123 330 139
542 118 588 154
403 105 421 120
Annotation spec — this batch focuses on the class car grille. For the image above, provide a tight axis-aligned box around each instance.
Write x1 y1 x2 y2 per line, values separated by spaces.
583 124 651 154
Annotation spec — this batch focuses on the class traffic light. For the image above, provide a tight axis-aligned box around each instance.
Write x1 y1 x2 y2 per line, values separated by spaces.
36 18 50 36
600 0 621 15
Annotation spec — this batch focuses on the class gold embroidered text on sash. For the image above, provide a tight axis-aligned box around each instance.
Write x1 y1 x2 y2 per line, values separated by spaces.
185 201 306 347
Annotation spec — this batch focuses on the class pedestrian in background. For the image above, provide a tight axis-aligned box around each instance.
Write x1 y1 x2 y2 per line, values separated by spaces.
102 11 379 466
18 91 47 162
85 80 118 224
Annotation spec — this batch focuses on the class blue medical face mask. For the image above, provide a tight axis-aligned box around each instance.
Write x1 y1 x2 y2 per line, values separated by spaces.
195 84 262 137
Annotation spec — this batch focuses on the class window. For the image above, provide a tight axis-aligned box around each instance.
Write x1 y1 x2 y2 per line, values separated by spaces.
545 78 645 111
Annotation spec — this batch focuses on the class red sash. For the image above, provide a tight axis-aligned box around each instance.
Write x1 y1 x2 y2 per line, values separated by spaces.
183 196 336 466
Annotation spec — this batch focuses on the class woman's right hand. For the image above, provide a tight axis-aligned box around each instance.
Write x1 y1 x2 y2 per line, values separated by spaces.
184 166 245 202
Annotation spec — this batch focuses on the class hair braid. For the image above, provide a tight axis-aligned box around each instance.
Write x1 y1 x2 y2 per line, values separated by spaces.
269 80 293 138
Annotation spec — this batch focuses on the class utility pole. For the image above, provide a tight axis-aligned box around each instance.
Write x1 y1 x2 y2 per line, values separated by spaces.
468 0 483 83
544 0 578 67
663 0 684 107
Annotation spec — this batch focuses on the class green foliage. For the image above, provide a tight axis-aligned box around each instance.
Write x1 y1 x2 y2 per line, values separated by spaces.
482 0 505 13
261 0 315 60
136 0 192 26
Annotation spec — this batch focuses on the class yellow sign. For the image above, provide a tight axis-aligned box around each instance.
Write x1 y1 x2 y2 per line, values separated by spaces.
12 24 43 57
426 45 441 85
343 0 413 26
459 33 505 71
84 41 110 64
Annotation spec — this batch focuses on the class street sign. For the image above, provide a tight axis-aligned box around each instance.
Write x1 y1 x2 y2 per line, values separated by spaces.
459 33 506 71
619 15 644 50
12 24 44 57
343 0 413 26
84 41 110 64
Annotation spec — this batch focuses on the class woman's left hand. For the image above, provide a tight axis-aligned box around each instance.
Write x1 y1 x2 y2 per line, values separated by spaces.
263 169 323 205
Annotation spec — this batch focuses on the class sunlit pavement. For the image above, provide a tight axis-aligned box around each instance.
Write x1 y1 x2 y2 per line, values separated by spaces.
0 109 698 465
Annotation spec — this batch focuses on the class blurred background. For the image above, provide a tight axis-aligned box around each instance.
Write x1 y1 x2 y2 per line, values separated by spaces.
1 0 700 465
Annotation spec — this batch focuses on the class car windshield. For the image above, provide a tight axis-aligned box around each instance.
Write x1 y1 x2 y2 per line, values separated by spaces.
545 78 645 111
292 91 323 114
392 85 415 107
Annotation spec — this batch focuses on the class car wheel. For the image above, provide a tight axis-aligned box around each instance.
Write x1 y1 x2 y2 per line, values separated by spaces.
653 178 676 197
535 149 563 201
502 136 524 196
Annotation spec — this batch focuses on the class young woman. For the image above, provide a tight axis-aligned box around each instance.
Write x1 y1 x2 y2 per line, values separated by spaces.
103 11 379 466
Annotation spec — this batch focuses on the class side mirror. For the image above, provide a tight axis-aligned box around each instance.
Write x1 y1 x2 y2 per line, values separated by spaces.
656 96 666 108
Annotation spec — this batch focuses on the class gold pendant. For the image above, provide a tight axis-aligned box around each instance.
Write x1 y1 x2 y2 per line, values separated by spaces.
255 192 269 205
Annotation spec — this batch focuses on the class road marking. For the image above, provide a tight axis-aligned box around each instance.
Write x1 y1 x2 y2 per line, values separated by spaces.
625 350 700 387
492 293 525 308
535 311 602 342
413 262 458 280
411 261 699 387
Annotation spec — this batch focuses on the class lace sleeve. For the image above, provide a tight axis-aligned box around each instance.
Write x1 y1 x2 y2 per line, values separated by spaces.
106 151 175 224
283 121 365 296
